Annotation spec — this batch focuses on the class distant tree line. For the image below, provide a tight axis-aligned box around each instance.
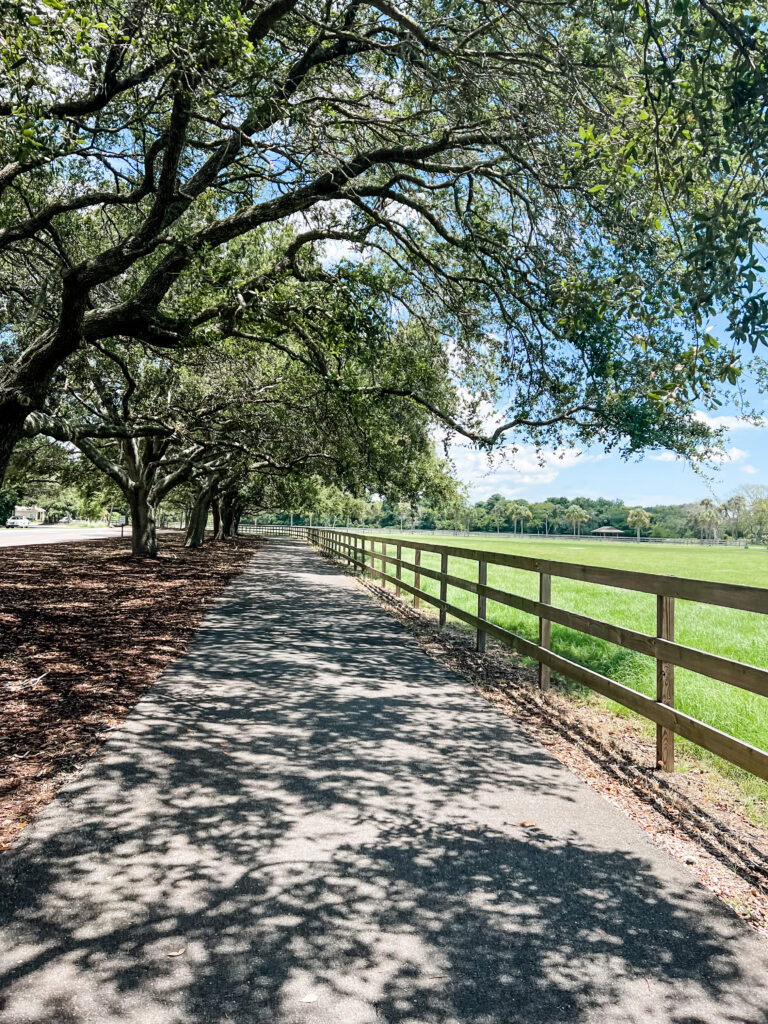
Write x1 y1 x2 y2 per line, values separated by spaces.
7 454 768 545
263 487 768 543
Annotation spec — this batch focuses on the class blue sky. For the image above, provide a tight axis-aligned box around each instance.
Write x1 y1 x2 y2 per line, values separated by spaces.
449 391 767 507
321 224 767 508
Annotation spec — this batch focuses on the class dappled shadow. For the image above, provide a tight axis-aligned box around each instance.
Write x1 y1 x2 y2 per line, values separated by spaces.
0 540 766 1023
0 535 259 846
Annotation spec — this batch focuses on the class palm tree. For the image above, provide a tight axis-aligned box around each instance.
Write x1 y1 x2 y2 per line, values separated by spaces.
517 505 533 535
722 494 747 540
508 501 527 534
566 504 589 536
626 507 651 540
696 499 722 541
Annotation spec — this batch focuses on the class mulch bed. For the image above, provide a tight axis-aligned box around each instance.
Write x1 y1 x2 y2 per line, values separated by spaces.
352 570 768 941
0 533 260 850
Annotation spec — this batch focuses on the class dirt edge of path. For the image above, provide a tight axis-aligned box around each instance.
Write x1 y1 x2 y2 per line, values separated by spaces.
345 566 768 940
0 534 261 851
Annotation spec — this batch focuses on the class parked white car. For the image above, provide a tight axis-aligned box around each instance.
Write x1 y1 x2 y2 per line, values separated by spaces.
5 515 31 528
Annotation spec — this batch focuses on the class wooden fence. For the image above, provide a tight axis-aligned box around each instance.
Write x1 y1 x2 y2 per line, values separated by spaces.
250 525 768 782
239 524 306 537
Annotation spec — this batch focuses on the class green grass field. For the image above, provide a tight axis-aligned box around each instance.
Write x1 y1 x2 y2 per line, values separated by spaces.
368 534 768 811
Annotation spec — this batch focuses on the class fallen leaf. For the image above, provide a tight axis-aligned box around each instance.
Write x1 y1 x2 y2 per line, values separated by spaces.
166 948 186 957
518 821 538 827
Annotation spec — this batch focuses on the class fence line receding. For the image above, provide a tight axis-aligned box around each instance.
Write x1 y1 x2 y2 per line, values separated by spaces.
248 525 768 783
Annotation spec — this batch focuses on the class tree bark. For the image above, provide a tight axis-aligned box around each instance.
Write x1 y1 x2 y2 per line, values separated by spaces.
0 413 25 488
220 495 237 538
185 480 216 548
232 506 242 536
212 499 222 541
129 487 158 557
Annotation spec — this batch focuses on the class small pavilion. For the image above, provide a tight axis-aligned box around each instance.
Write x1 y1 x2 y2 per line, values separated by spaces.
591 525 625 537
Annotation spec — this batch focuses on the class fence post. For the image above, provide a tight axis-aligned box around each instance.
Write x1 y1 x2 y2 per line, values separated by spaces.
477 559 487 652
656 594 675 772
395 543 402 597
439 551 448 629
414 548 421 608
539 572 551 690
382 542 387 587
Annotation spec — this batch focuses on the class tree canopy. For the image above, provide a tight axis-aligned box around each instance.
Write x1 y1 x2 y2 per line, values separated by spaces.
2 0 768 551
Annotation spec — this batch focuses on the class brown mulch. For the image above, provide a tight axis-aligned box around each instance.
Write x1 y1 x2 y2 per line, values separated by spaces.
350 570 768 941
0 533 260 851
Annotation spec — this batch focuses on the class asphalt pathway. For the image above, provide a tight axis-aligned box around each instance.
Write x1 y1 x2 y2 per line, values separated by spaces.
0 538 766 1023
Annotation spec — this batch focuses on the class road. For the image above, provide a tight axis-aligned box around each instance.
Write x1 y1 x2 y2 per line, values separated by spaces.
0 525 130 547
0 537 766 1023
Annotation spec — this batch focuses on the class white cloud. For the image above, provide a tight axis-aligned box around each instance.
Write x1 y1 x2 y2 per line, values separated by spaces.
726 447 749 462
693 410 765 431
648 446 748 465
708 446 749 465
741 465 760 475
447 444 602 499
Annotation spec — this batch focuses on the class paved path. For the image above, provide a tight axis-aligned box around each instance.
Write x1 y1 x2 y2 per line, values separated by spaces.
1 539 766 1024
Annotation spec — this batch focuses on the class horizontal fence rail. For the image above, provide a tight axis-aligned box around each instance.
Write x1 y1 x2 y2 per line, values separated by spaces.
239 524 306 537
250 525 768 783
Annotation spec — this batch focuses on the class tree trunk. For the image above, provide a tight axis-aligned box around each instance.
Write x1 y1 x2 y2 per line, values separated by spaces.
219 494 239 538
212 499 222 541
129 487 158 557
185 482 215 548
0 408 27 489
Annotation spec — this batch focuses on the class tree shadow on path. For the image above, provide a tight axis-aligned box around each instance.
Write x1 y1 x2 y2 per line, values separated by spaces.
1 540 766 1024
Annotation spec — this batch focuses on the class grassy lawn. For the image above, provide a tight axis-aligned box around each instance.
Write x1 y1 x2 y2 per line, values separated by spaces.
367 534 768 806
